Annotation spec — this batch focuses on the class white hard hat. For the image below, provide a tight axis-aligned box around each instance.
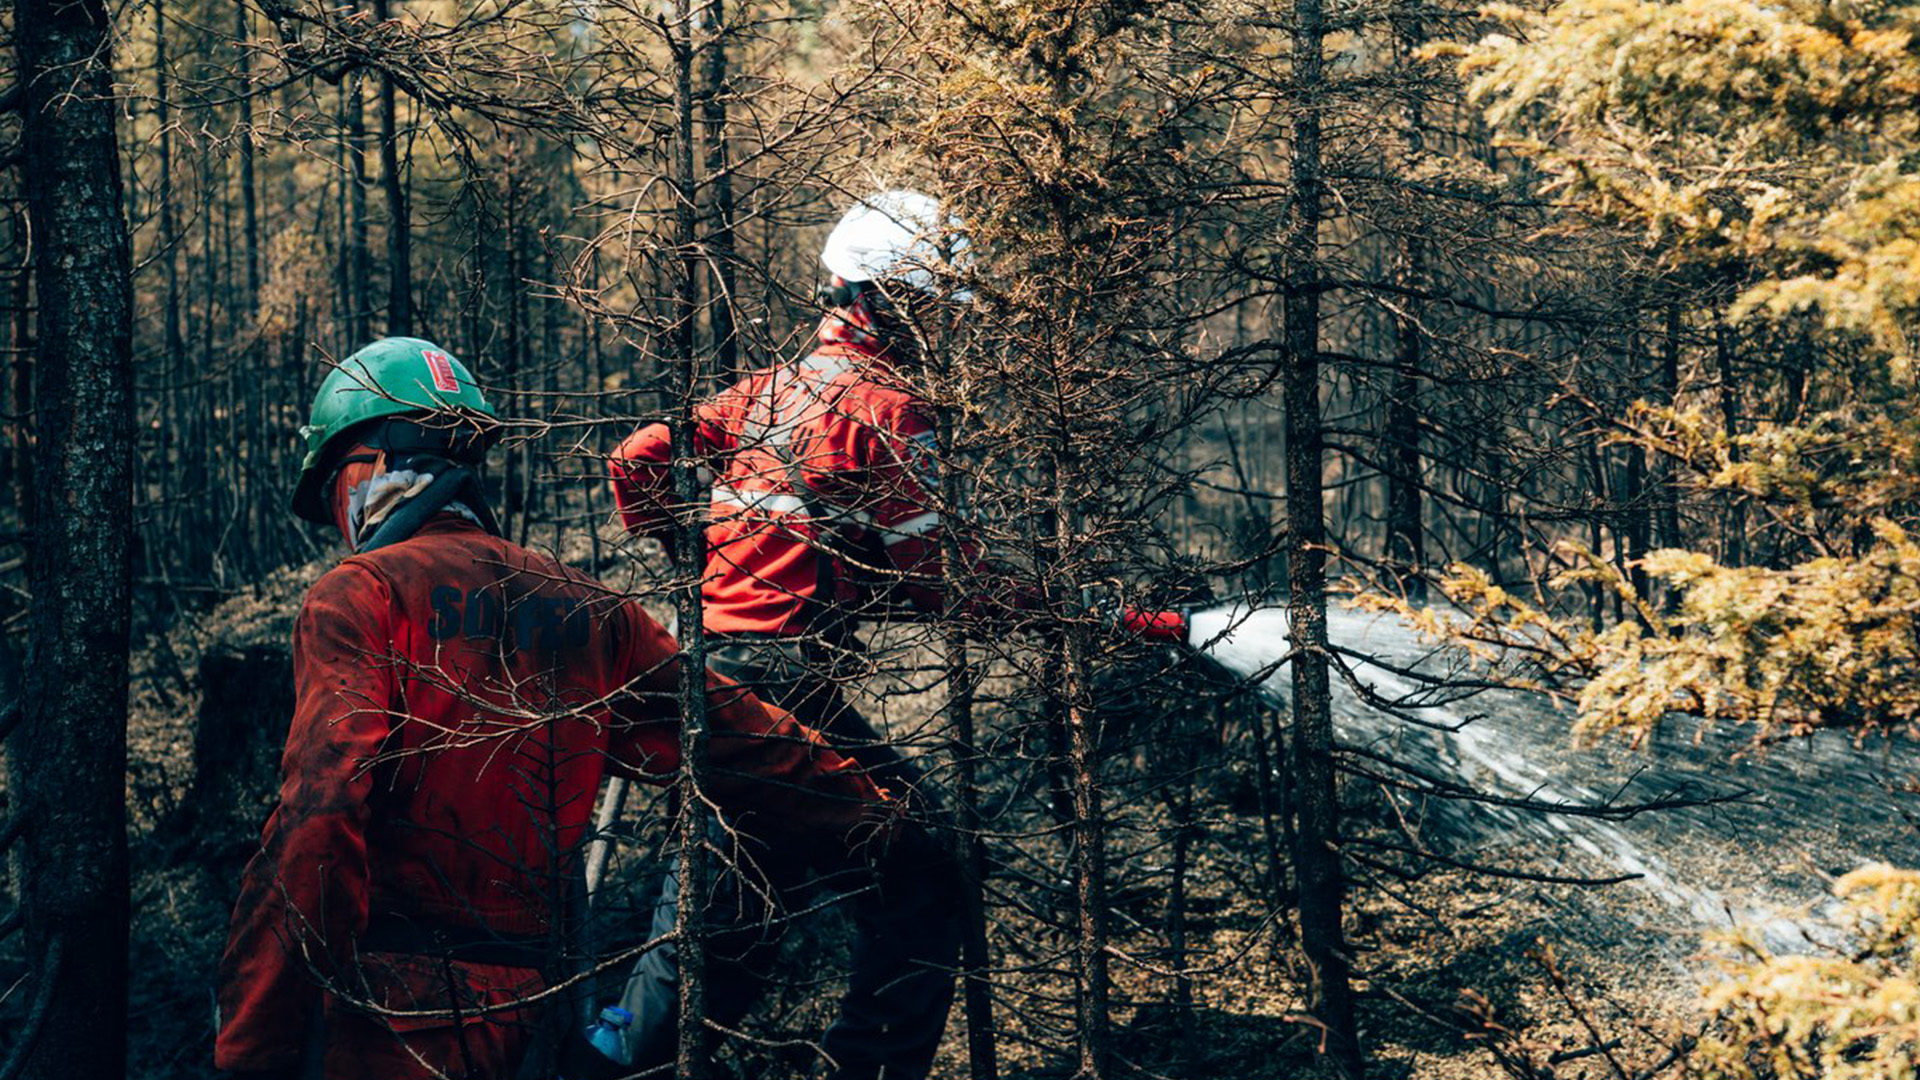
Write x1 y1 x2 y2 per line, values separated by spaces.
820 189 971 300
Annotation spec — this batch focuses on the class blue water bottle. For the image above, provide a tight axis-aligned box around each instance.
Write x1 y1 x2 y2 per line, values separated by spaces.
565 1005 633 1077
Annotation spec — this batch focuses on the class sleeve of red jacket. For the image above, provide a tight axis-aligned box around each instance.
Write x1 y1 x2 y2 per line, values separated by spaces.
608 396 737 538
214 563 397 1073
852 406 1044 625
604 603 890 844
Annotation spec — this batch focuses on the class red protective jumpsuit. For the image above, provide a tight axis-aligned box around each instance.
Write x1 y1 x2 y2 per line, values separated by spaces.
213 517 884 1079
608 337 1021 633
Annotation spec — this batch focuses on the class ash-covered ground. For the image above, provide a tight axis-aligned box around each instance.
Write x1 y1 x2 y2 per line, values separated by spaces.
94 578 1918 1078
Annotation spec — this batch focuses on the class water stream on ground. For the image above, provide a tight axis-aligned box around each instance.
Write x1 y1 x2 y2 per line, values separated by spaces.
1188 602 1920 962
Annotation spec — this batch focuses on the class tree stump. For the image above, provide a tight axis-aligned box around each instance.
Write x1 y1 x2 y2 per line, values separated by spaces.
183 643 293 864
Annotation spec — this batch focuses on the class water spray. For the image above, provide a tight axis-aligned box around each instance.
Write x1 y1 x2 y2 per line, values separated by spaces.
1182 601 1297 699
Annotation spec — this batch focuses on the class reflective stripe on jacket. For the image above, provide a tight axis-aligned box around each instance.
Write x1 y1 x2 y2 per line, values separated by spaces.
609 340 957 635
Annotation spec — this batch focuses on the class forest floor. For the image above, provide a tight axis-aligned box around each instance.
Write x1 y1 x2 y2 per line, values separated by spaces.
106 553 1718 1080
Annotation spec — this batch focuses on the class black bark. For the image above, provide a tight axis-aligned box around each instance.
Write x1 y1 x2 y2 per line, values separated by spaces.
155 0 183 373
8 0 135 1077
1056 475 1109 1080
1385 297 1424 603
373 0 412 335
941 399 998 1080
345 71 372 345
1716 326 1744 567
1384 4 1427 605
236 2 261 309
669 5 711 1076
700 0 738 374
1282 0 1363 1068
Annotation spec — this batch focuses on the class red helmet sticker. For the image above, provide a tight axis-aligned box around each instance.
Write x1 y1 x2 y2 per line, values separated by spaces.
423 349 461 394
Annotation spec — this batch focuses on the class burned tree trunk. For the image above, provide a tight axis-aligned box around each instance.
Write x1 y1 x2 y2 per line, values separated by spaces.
345 71 373 345
668 4 711 1076
502 142 528 543
185 645 295 854
7 0 135 1077
236 2 262 311
373 0 412 335
1281 0 1363 1068
1384 4 1428 605
700 0 739 375
1053 466 1110 1080
941 400 999 1080
155 0 183 374
1658 303 1682 551
1716 326 1744 567
1384 295 1425 604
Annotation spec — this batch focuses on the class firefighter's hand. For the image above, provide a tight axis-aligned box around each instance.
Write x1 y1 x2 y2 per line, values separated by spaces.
1118 606 1189 645
844 789 912 861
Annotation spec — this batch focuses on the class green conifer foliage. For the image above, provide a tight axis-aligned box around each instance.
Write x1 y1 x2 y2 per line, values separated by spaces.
1397 5 1920 1067
1696 866 1920 1079
1457 0 1920 366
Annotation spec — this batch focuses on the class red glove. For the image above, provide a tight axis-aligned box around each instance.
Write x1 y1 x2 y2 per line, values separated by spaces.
1120 607 1189 644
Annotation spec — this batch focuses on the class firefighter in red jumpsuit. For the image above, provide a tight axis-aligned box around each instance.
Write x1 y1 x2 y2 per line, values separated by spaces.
213 337 890 1080
607 191 1191 1079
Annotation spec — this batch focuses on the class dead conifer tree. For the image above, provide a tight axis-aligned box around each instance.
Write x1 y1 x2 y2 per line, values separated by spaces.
6 0 135 1077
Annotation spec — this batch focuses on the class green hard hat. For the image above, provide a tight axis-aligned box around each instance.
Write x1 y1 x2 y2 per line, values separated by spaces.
291 336 497 524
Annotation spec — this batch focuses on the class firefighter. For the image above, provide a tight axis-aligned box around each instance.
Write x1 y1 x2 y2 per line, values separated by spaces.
214 337 891 1080
607 191 1191 1079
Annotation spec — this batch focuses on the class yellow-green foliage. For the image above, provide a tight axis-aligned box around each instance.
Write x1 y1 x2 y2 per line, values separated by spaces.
1410 8 1920 1070
1398 0 1920 739
1621 393 1920 514
1361 524 1920 739
1588 528 1920 735
1693 866 1920 1080
1454 0 1920 367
